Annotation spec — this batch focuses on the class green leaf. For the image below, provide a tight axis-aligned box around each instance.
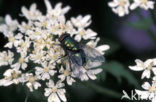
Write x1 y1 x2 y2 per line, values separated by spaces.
102 61 139 87
126 18 152 30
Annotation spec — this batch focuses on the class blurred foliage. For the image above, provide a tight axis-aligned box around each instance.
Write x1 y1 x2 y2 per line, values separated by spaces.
102 61 139 87
127 18 152 30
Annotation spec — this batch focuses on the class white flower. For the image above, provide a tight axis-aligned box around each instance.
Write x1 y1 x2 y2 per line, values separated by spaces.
71 15 91 28
12 52 28 70
58 63 75 85
108 0 130 17
0 15 18 34
74 28 97 42
86 37 110 55
44 80 67 102
0 51 14 66
129 59 156 79
0 68 21 86
35 62 56 80
26 28 44 40
77 61 103 81
29 50 46 64
25 73 41 92
71 15 97 41
18 21 33 33
4 33 23 48
44 0 70 19
21 3 42 20
16 37 31 53
130 0 155 10
135 82 156 100
64 21 76 36
46 47 63 63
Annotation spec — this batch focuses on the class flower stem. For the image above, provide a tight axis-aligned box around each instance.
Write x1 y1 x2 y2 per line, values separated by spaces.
83 81 122 99
146 29 156 47
25 91 29 102
136 10 156 47
150 10 156 26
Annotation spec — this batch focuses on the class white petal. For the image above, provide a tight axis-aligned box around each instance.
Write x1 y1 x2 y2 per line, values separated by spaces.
152 68 156 75
35 67 43 75
3 69 12 77
44 88 52 96
89 69 103 75
62 6 71 15
57 89 67 102
5 15 12 25
48 93 60 102
42 73 50 80
129 66 144 71
144 59 153 67
152 96 156 102
87 73 97 80
147 1 154 9
58 74 66 81
96 45 110 52
21 6 28 17
26 82 33 92
22 63 27 70
49 70 56 76
135 59 144 66
74 35 81 42
67 76 75 85
30 3 37 12
141 70 150 79
130 3 139 10
80 73 89 81
56 81 64 88
142 82 150 90
108 2 118 7
33 82 41 90
5 42 13 48
47 80 54 87
149 93 155 100
44 0 52 11
12 63 20 69
0 80 13 86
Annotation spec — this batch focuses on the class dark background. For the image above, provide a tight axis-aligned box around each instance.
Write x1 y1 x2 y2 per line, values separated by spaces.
0 0 156 102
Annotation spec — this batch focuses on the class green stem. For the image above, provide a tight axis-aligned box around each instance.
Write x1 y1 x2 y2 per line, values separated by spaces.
150 10 156 26
25 90 29 102
136 10 156 47
146 29 156 47
83 81 122 99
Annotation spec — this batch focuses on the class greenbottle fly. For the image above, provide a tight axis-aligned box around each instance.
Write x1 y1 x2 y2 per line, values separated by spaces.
58 33 104 77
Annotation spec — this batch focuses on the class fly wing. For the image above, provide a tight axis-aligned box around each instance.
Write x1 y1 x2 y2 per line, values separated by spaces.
65 51 86 77
80 45 105 62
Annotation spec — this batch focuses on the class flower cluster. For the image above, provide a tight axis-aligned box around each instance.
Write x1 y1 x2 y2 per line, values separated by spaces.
108 0 155 17
129 58 156 102
0 0 109 102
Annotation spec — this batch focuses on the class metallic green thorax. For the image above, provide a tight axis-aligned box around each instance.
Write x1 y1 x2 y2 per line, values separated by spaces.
60 35 80 52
